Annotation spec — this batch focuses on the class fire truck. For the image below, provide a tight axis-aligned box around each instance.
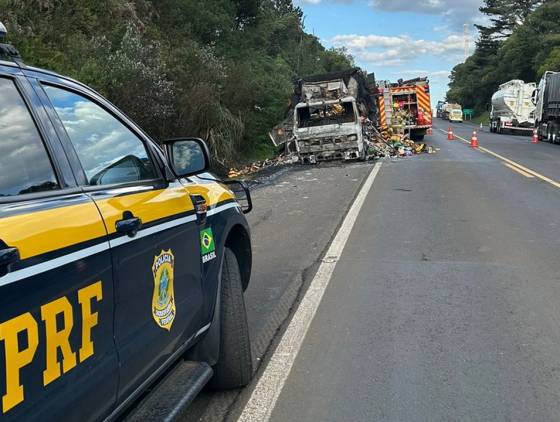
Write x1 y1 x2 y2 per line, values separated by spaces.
377 77 433 140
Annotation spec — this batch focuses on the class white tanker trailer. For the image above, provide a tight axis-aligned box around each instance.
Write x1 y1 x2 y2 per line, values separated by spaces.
490 79 536 134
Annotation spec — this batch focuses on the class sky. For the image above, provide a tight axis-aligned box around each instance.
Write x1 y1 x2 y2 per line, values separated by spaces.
296 0 486 107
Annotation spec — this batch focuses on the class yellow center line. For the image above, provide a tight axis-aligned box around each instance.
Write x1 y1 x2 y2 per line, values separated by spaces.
503 163 535 178
437 128 560 189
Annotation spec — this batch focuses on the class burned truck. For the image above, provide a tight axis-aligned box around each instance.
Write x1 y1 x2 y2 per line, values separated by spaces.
271 68 378 164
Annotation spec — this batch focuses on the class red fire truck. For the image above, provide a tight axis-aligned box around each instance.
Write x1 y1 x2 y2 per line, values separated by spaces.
377 77 433 140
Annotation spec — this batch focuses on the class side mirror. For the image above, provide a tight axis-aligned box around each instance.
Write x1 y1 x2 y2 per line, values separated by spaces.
164 138 210 178
221 180 253 214
531 89 538 106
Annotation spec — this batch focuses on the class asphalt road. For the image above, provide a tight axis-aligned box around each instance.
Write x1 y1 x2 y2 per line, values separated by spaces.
233 120 560 422
184 163 373 421
448 119 560 182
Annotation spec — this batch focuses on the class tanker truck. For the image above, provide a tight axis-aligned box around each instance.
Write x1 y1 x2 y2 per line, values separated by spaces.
533 71 560 143
490 80 536 134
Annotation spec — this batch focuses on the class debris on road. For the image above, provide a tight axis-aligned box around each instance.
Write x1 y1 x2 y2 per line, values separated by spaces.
227 154 298 178
364 121 437 159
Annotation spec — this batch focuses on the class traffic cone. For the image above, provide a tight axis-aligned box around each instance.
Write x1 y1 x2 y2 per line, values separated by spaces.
447 127 454 140
427 127 433 135
470 130 479 148
532 129 539 144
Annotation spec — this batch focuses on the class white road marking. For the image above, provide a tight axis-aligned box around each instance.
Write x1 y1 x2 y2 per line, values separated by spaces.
237 163 383 422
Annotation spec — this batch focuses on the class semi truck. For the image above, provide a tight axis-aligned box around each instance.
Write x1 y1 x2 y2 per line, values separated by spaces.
378 77 432 140
271 68 378 163
533 71 560 143
490 79 536 134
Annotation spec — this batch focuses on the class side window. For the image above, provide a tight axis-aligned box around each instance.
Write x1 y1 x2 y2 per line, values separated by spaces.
0 78 59 197
43 85 157 186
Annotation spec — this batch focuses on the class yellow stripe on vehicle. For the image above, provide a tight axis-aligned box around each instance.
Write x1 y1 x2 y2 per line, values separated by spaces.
0 202 107 260
95 185 235 235
94 187 195 235
0 184 235 261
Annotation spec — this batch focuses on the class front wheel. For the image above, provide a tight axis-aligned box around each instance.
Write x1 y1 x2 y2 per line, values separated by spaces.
208 248 253 390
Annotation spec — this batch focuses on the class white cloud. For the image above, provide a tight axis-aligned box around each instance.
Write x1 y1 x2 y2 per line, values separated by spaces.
297 0 484 27
370 0 483 26
332 33 474 67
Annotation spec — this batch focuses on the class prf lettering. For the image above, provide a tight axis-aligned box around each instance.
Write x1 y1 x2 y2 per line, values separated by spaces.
0 281 103 413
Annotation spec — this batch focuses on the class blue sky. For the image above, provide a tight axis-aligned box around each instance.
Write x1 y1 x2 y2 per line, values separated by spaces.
296 0 485 107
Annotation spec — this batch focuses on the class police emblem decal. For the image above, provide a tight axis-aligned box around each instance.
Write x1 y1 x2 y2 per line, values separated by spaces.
152 250 176 330
200 228 217 263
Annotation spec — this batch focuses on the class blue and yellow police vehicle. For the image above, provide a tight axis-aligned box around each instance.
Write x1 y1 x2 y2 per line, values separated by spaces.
0 24 253 421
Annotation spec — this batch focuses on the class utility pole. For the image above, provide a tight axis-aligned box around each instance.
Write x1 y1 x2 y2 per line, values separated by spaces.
463 23 470 62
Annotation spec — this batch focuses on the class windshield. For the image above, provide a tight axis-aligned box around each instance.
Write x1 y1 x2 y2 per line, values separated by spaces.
297 102 356 128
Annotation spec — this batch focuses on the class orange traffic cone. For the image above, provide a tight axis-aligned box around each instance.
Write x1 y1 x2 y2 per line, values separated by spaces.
470 130 479 148
532 129 539 144
447 127 454 140
427 127 433 135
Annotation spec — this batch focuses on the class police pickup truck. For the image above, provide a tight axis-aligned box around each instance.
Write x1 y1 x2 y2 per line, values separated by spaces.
0 23 253 421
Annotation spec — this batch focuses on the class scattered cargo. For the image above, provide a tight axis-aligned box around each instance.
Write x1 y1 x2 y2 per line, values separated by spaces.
534 71 560 143
268 72 436 167
490 79 536 134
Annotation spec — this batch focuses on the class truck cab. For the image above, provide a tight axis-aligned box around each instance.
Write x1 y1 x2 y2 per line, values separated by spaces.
533 71 560 143
448 106 463 122
294 97 364 163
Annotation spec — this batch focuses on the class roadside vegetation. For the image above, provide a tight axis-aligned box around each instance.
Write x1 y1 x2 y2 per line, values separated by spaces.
0 0 353 169
447 0 559 115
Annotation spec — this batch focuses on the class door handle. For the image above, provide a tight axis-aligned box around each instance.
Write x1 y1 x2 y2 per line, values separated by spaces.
0 246 20 276
191 195 207 225
116 211 142 237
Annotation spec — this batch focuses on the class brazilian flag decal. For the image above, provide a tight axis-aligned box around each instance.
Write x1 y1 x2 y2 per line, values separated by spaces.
200 228 217 263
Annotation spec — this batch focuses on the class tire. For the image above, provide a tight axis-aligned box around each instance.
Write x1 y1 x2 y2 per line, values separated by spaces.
358 146 367 161
208 248 253 390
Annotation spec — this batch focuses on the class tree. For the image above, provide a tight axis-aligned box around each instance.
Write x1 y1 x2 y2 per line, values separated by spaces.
447 0 555 114
476 0 545 39
0 0 353 168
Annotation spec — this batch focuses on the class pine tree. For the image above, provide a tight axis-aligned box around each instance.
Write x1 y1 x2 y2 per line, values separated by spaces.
475 0 545 39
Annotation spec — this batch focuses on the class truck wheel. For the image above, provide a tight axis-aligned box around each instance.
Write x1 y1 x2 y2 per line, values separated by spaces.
208 248 253 390
359 146 367 161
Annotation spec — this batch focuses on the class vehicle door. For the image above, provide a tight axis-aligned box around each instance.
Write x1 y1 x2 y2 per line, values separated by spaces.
38 80 205 401
0 69 118 421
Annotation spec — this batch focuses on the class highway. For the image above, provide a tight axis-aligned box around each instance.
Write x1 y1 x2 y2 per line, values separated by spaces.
189 119 560 421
